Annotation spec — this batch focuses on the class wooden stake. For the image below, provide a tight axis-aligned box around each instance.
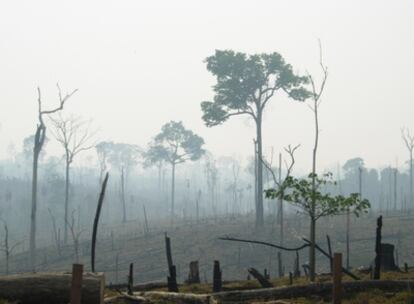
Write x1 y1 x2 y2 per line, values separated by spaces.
128 263 134 295
333 253 342 304
374 216 382 280
91 173 109 272
70 264 83 304
213 260 222 292
326 235 333 273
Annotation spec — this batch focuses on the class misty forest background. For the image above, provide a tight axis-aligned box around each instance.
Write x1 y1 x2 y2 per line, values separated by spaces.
0 47 413 285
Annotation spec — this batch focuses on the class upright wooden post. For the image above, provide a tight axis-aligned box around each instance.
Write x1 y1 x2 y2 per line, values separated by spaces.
213 260 222 292
374 216 382 280
187 261 200 284
70 264 83 304
167 265 179 292
128 263 133 295
165 233 178 292
277 251 283 278
91 173 109 272
165 234 173 271
326 235 333 273
294 250 300 277
333 253 342 304
115 254 119 284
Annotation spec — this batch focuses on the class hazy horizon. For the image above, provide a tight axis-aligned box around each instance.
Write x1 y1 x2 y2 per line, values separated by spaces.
1 0 413 174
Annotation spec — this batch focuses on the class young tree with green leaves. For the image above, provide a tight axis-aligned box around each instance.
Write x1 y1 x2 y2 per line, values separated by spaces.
265 173 370 279
201 50 309 227
145 121 205 221
305 41 328 281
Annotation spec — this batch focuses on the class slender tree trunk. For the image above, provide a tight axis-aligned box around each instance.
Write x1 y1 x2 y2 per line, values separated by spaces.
255 114 264 227
30 140 41 272
410 151 413 210
4 225 9 275
278 153 283 275
64 157 70 244
394 168 397 211
253 140 258 219
171 162 176 222
121 168 126 223
310 102 319 282
346 210 350 269
278 153 283 245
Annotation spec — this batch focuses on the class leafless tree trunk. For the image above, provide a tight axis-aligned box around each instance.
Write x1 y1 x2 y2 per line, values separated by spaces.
121 167 126 223
30 84 76 271
0 221 21 275
47 208 61 256
255 110 264 227
49 114 95 243
307 40 328 281
91 172 109 272
253 139 258 220
171 162 176 223
262 145 299 277
66 210 83 263
402 128 414 210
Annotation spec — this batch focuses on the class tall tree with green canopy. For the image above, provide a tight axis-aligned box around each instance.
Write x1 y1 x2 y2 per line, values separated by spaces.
145 121 205 222
201 50 310 227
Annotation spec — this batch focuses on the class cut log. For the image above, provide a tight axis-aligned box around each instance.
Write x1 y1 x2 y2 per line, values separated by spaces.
0 272 105 304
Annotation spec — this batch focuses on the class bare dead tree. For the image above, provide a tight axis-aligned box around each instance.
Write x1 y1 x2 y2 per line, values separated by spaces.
306 39 328 281
263 144 300 188
0 220 22 275
47 208 61 256
49 114 95 244
262 144 299 278
402 127 414 209
30 84 77 271
66 210 84 263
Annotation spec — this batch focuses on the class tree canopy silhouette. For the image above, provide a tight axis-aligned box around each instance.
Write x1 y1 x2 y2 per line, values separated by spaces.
201 49 310 227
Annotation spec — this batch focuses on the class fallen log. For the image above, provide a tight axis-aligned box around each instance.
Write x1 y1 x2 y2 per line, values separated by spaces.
213 280 414 303
107 280 171 292
0 272 105 304
138 291 214 304
104 294 148 303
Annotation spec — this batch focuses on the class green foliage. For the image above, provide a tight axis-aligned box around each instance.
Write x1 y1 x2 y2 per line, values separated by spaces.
145 121 205 165
265 172 370 220
201 49 310 127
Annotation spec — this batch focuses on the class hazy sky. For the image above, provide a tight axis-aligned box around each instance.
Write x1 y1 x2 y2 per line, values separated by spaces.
0 0 413 174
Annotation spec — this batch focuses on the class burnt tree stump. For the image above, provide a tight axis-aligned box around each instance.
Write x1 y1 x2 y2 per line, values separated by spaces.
186 261 200 284
213 260 222 292
380 243 399 271
374 216 382 280
248 268 273 288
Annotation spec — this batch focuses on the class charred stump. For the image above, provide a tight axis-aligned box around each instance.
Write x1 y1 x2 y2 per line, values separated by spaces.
213 260 222 293
186 261 200 284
